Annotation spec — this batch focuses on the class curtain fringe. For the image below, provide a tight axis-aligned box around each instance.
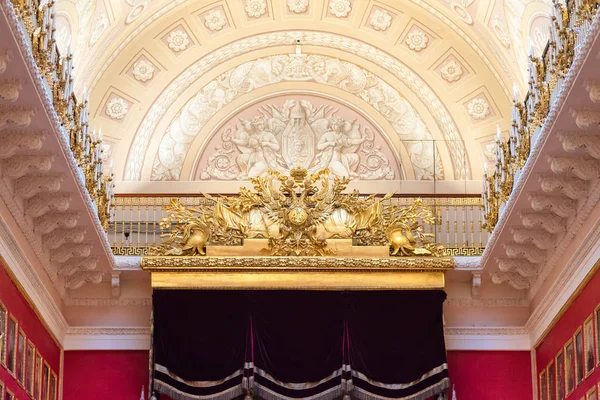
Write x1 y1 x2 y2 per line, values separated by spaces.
154 380 243 400
254 383 342 400
351 377 450 400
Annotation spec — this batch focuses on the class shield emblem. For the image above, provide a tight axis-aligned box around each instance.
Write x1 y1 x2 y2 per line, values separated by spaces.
281 103 315 169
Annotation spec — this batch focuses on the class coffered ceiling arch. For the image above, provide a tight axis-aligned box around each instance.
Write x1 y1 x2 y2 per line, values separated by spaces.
59 0 548 188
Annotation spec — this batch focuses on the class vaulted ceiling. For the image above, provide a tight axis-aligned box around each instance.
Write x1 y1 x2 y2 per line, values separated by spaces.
54 0 553 190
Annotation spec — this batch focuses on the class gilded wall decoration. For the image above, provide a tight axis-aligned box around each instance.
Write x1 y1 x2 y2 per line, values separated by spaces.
150 168 445 257
199 99 396 181
150 53 443 182
245 0 267 18
329 0 351 18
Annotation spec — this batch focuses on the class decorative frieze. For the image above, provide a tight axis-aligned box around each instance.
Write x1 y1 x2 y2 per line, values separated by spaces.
548 156 600 180
538 174 588 199
504 243 545 264
529 194 578 218
519 212 565 234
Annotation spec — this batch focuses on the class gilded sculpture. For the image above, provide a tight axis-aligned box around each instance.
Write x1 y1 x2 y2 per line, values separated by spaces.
150 168 444 257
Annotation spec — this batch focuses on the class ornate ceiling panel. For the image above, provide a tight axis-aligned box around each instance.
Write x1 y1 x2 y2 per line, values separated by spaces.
53 0 553 189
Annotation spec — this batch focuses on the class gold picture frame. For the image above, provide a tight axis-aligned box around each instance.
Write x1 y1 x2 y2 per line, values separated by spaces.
6 315 17 377
5 389 13 400
556 349 565 400
33 351 42 400
595 304 600 368
575 327 585 386
16 329 26 386
540 367 548 400
0 301 6 367
585 313 596 378
26 340 35 395
49 371 57 400
548 360 556 400
0 380 4 400
587 386 598 400
566 339 575 396
41 361 50 400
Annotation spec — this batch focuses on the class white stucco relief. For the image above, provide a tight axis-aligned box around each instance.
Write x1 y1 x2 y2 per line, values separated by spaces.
197 99 400 181
124 32 469 182
150 54 442 181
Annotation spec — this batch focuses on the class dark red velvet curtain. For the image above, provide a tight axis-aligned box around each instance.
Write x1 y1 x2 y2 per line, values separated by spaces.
152 290 448 400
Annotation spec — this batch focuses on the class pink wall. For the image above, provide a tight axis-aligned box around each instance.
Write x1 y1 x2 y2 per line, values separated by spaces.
0 261 62 399
63 350 149 400
447 351 533 400
535 265 600 399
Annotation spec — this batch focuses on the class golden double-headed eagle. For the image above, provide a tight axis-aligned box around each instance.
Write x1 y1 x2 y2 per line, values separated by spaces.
152 168 443 257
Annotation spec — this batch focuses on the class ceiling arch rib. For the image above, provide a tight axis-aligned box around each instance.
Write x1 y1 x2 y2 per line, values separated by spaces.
122 32 472 181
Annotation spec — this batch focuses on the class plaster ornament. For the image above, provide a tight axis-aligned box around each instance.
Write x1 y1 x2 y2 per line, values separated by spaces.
2 155 54 178
151 54 443 182
125 2 147 25
504 243 545 264
491 16 510 48
497 258 537 278
26 193 72 218
585 81 600 103
571 109 600 128
126 32 468 182
50 243 92 264
467 98 490 120
105 98 129 120
0 108 34 131
14 175 62 198
559 132 600 159
405 29 428 52
65 271 103 290
201 100 394 181
329 0 351 17
287 0 309 13
167 30 190 52
450 2 473 25
89 10 108 46
245 0 267 18
548 156 600 181
35 212 80 235
0 130 45 158
519 212 565 234
43 228 87 250
538 174 588 199
483 142 496 162
491 271 530 290
529 194 577 218
440 60 463 82
0 50 12 75
370 9 392 31
204 9 227 32
132 59 155 82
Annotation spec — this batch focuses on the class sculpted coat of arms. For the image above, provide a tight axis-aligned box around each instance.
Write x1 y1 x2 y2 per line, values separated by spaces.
201 100 395 180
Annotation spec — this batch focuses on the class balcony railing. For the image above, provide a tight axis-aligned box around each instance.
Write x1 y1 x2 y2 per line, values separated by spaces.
482 0 600 231
108 195 488 257
9 0 114 229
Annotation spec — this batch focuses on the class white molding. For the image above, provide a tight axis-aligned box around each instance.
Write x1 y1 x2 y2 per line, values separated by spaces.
0 214 68 342
526 217 600 345
63 327 151 351
445 327 530 350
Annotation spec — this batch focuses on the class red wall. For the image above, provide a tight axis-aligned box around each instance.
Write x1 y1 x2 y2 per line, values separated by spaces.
63 350 149 400
447 350 533 400
0 261 62 398
536 265 600 399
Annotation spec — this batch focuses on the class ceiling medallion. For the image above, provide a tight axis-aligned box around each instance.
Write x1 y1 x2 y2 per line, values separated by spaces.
167 30 190 52
370 9 392 31
329 0 351 18
204 9 227 31
405 29 428 52
132 59 155 82
440 60 463 82
245 0 267 18
467 98 490 120
287 0 309 13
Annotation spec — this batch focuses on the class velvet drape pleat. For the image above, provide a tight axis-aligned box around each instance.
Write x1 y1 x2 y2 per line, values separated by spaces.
152 290 448 400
